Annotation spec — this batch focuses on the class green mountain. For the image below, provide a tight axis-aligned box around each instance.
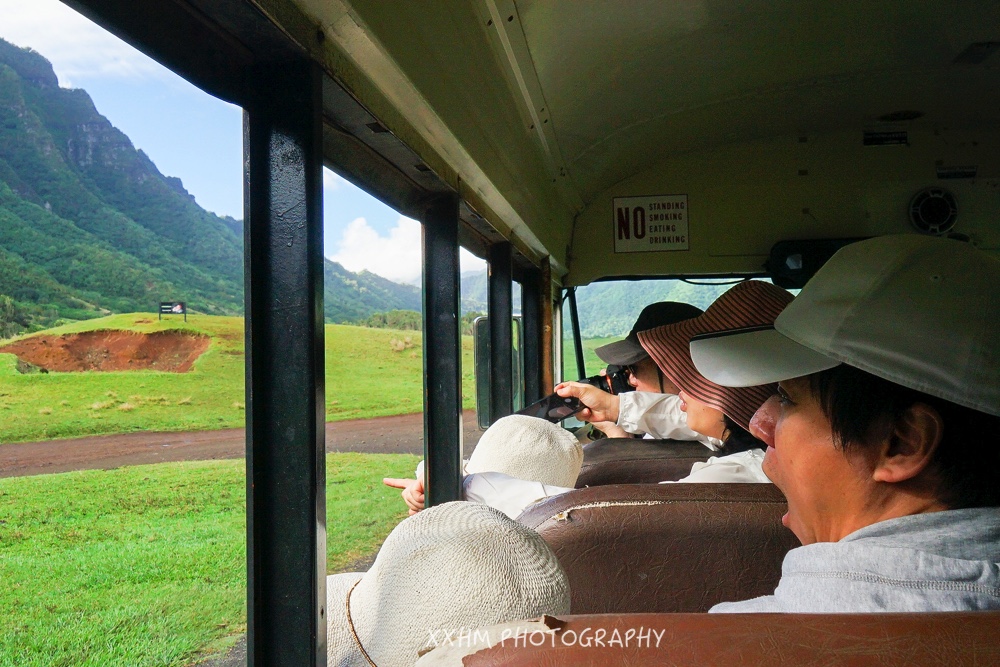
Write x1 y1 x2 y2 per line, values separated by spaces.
459 270 731 339
323 260 420 322
571 279 732 338
0 39 420 337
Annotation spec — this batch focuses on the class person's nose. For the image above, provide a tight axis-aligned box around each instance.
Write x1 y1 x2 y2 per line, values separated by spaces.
749 395 780 447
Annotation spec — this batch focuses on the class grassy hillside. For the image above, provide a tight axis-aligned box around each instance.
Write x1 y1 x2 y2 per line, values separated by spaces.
0 313 476 443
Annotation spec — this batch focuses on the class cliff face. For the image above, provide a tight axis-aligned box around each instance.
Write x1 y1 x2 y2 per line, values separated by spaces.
0 38 423 336
0 37 244 328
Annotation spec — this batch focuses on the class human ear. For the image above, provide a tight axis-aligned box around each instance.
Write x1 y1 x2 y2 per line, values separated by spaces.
871 403 943 484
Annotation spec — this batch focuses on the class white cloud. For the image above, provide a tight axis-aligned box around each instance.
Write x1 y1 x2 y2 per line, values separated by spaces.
460 248 486 274
329 216 423 283
328 215 488 285
0 0 169 86
323 168 347 191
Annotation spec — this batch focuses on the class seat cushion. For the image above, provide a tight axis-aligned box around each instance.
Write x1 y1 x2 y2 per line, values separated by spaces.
518 483 799 613
577 438 711 486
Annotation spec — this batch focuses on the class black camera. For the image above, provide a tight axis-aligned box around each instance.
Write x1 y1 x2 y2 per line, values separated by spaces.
580 365 634 395
515 365 634 423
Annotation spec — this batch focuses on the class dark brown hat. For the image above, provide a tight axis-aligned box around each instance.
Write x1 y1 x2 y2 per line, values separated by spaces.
595 301 704 366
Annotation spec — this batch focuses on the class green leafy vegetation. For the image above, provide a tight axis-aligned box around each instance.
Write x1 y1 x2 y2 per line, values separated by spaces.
0 452 419 667
0 313 476 444
0 40 244 329
0 39 427 338
360 308 422 331
323 262 421 324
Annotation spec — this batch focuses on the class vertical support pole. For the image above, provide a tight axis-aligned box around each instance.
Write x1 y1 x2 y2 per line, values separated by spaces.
539 260 554 394
567 287 587 380
422 194 463 506
244 60 326 667
521 266 543 404
488 241 514 422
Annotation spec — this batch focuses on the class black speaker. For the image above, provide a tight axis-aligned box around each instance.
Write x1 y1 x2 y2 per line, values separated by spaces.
909 188 958 235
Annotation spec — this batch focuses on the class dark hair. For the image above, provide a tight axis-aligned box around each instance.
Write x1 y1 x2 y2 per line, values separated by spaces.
809 364 1000 509
719 414 766 455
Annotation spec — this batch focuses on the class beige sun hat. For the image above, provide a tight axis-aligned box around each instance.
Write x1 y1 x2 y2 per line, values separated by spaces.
327 501 570 667
465 414 582 488
690 235 1000 417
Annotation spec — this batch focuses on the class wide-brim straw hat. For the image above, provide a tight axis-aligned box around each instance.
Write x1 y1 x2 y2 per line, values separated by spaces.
327 502 570 666
466 414 582 488
637 281 794 430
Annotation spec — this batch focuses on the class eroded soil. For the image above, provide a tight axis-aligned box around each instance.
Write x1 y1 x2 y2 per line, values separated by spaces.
0 330 210 372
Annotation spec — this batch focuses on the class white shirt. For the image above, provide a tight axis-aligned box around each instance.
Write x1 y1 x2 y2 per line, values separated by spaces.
662 448 769 484
617 392 724 450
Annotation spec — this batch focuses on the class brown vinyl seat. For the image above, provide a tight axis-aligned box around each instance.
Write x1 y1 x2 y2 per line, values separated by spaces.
576 438 711 487
439 612 1000 666
517 483 799 614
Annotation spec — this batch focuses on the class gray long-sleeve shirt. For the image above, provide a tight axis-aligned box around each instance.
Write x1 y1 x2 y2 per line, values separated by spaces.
712 507 1000 613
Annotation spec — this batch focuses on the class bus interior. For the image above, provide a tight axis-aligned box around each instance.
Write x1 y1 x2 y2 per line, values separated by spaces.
57 0 1000 664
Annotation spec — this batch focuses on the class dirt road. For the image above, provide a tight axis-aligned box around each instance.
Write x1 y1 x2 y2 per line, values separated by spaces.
0 410 484 478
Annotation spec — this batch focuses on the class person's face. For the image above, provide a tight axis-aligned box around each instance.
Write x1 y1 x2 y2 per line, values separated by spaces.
677 390 726 440
626 357 679 394
752 377 877 545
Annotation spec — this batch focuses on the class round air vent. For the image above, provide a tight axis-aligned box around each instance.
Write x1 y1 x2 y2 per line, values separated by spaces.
909 188 957 235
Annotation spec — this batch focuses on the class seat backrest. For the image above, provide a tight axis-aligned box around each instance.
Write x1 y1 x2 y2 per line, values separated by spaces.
576 438 711 486
517 483 799 613
435 612 1000 666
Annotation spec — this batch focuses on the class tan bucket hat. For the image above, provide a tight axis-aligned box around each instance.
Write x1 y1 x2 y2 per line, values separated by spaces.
327 501 570 666
637 281 794 430
465 414 582 488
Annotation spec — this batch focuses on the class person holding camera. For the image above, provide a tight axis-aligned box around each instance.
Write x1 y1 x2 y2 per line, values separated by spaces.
384 301 719 518
562 301 722 448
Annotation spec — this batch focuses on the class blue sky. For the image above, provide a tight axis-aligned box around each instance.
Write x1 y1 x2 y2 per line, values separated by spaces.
0 0 483 284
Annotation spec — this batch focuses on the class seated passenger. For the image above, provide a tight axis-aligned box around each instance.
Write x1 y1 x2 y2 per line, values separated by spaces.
561 280 795 482
588 301 717 445
389 285 791 516
326 501 569 666
691 235 1000 612
383 414 583 518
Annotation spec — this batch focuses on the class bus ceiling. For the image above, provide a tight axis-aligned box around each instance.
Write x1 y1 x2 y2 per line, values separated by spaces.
68 0 1000 286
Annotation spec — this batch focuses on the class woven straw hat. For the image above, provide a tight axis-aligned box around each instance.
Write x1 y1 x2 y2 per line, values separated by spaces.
466 414 582 488
327 501 570 666
637 281 794 430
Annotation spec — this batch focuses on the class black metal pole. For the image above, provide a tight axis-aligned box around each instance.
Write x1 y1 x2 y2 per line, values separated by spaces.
488 242 514 422
567 287 587 380
244 60 326 667
521 266 543 404
422 195 463 506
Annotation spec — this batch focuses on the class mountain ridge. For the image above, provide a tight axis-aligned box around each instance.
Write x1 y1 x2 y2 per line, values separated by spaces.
0 38 421 336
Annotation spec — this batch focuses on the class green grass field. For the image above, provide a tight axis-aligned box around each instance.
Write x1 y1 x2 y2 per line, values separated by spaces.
0 317 624 666
0 452 419 667
0 313 475 444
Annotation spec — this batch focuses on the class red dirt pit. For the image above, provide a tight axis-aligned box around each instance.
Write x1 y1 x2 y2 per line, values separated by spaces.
0 330 210 373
